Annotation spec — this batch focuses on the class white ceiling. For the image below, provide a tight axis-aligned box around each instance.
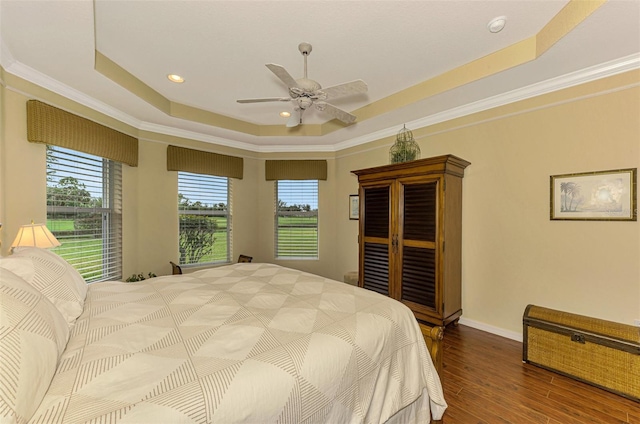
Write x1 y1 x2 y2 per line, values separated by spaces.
1 0 639 152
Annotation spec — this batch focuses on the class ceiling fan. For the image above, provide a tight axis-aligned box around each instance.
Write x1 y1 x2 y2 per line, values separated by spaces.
237 42 368 128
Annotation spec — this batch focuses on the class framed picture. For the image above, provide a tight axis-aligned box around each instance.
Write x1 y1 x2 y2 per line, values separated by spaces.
349 194 359 220
550 168 637 221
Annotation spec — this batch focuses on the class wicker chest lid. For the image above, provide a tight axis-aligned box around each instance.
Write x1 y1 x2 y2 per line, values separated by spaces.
523 304 639 402
525 304 639 348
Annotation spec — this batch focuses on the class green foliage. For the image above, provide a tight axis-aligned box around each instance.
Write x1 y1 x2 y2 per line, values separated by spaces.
179 194 227 211
47 176 94 207
125 272 157 282
178 194 222 264
47 175 103 234
389 125 421 164
389 140 419 164
277 200 313 212
179 215 218 264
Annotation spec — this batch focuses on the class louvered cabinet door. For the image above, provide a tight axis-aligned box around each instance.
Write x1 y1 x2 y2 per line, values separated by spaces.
353 155 469 328
398 179 441 321
359 184 393 296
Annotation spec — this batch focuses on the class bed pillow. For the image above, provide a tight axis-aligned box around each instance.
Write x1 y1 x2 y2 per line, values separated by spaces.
0 268 70 424
0 247 87 325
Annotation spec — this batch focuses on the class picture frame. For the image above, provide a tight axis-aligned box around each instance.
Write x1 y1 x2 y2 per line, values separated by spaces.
550 168 637 221
349 194 359 220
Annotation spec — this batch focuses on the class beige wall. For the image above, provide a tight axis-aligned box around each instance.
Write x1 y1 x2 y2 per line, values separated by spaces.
1 69 638 340
334 70 640 337
254 152 339 277
1 88 48 254
0 70 5 247
0 81 340 280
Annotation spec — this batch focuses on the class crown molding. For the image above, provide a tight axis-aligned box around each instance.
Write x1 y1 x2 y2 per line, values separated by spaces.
1 43 143 130
138 121 257 152
138 121 336 153
2 39 638 154
0 38 16 71
334 53 640 151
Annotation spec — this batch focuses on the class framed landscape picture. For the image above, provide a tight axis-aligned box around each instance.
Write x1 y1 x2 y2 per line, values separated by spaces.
349 194 359 220
550 168 637 221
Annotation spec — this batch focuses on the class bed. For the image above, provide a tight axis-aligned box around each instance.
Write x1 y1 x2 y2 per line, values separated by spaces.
0 247 447 423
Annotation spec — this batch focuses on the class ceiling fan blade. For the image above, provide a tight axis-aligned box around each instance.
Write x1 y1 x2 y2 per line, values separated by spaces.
237 97 291 103
319 80 368 99
266 64 299 89
314 102 357 124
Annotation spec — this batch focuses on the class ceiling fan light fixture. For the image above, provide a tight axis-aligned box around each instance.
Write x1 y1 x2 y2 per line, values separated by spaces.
280 111 291 117
286 108 303 128
167 74 185 83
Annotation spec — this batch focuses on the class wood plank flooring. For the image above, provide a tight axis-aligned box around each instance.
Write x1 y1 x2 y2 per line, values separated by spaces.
439 325 639 423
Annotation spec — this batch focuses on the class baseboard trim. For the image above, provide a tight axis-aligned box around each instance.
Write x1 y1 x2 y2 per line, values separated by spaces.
458 317 523 343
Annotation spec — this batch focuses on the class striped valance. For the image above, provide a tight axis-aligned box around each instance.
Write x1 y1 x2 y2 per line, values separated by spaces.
265 160 327 181
167 145 243 179
26 100 138 167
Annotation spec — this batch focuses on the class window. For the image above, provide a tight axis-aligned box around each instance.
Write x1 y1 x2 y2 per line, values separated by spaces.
275 180 318 259
178 172 231 265
46 145 122 282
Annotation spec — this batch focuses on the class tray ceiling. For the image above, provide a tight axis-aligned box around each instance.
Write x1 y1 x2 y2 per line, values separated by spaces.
1 1 639 152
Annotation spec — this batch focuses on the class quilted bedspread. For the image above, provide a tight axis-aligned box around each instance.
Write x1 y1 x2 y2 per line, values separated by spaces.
29 263 446 423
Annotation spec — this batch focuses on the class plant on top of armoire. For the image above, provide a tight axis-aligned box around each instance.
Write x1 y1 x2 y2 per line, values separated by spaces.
389 125 421 164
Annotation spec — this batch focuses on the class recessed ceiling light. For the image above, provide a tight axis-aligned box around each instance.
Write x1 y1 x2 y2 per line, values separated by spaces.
280 111 291 118
487 16 506 33
167 74 185 83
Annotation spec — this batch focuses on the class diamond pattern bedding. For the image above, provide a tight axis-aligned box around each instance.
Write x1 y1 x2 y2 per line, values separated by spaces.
28 263 446 423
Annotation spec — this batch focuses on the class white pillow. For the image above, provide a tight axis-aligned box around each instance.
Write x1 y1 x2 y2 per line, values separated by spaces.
0 268 70 424
0 247 87 325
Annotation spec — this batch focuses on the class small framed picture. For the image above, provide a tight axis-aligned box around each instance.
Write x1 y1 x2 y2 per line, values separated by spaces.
349 194 359 220
550 168 637 221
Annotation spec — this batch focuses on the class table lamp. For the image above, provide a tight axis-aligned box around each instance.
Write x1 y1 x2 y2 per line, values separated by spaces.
11 221 61 251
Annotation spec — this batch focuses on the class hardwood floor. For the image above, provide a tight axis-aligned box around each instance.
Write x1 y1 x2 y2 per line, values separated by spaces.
439 325 639 423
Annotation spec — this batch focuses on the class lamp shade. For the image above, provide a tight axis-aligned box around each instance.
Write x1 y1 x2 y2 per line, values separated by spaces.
11 222 61 249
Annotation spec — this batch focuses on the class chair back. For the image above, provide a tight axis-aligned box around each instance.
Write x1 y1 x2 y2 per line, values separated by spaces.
170 261 183 275
237 255 253 263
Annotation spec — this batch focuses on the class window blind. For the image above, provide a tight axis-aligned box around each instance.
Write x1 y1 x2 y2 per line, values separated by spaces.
46 145 122 282
178 172 231 265
275 180 318 259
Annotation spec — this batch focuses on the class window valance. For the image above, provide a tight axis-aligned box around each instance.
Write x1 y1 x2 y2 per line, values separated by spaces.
265 160 327 180
26 100 139 167
166 145 243 179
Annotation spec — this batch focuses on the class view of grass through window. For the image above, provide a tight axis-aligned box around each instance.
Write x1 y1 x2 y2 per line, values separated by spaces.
178 172 230 265
46 146 122 283
276 180 319 259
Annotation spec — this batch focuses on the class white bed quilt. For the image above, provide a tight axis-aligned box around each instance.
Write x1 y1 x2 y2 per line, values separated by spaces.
29 263 446 423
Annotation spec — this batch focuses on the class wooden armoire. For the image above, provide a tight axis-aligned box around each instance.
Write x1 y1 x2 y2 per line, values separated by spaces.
352 155 470 327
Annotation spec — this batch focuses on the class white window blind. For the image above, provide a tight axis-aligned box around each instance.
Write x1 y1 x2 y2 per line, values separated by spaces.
46 145 122 283
178 172 231 265
275 180 318 259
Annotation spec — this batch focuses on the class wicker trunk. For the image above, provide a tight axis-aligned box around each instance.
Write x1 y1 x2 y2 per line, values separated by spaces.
523 304 640 402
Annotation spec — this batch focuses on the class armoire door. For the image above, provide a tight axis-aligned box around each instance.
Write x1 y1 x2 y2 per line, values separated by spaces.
398 177 440 319
359 182 394 296
353 154 470 328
